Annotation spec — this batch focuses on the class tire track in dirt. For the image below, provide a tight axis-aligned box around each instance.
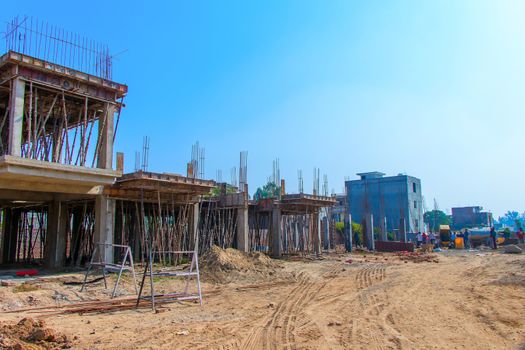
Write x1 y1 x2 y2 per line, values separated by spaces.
239 263 342 349
342 263 388 349
350 263 414 350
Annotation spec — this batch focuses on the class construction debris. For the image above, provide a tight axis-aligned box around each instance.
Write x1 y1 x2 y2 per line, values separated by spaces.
4 295 201 316
394 251 439 263
504 245 523 254
375 241 415 252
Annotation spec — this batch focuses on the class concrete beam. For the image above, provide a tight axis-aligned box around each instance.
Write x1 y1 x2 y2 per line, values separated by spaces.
271 209 282 258
44 201 68 268
0 156 120 195
236 207 249 252
8 78 25 157
0 189 54 202
365 213 375 251
94 195 115 263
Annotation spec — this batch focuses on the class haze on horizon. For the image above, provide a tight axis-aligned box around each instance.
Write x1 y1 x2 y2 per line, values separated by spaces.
4 0 524 218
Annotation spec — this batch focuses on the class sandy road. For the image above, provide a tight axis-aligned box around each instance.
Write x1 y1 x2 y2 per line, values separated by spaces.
240 262 344 350
1 250 524 349
232 252 525 350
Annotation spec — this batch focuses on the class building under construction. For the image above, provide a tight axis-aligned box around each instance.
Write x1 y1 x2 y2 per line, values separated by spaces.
0 18 338 270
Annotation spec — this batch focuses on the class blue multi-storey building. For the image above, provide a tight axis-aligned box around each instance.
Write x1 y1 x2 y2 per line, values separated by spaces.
345 172 424 234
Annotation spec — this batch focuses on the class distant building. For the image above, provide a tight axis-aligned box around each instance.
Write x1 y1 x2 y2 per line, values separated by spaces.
330 194 346 222
451 206 493 230
345 172 423 233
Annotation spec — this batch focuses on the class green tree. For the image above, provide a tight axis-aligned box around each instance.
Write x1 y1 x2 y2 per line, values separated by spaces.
254 181 281 200
335 221 345 235
423 210 450 232
209 184 238 197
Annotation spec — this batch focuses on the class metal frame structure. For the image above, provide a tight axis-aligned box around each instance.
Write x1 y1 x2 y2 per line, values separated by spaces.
136 249 203 312
81 243 138 298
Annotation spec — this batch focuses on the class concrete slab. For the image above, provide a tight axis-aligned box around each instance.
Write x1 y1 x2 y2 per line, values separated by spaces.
0 155 120 194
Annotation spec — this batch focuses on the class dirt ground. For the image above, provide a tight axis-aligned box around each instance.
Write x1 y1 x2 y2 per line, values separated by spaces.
1 248 524 350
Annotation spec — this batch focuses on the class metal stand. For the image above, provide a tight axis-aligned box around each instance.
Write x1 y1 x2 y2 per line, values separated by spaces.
136 250 203 312
81 243 138 298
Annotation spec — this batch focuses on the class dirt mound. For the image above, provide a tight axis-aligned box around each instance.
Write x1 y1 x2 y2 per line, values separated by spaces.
394 251 439 263
491 260 525 287
201 246 283 283
0 318 71 350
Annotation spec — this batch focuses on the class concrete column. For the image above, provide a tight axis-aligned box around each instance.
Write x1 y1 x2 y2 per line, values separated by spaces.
1 209 19 263
292 218 296 249
70 207 83 265
282 217 289 252
8 78 25 157
94 196 115 263
322 216 330 250
313 212 321 256
97 103 115 169
45 201 68 268
190 202 200 251
271 208 282 258
399 218 407 242
381 217 388 241
344 213 353 252
236 206 249 252
131 214 141 261
365 213 375 251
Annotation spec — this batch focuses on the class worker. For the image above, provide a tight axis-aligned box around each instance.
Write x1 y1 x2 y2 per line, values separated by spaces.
416 232 423 247
518 227 525 244
429 231 436 246
422 232 428 244
490 227 497 249
464 229 470 250
450 231 456 248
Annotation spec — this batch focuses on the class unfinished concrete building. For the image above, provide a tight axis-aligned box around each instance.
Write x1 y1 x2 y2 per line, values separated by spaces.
0 47 126 268
249 182 337 257
199 180 337 257
107 171 215 261
200 183 249 253
0 19 339 271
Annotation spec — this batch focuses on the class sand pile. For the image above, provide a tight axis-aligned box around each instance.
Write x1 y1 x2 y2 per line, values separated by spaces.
201 246 283 283
0 318 72 349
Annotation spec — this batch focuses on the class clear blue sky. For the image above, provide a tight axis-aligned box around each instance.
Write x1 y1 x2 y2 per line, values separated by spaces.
3 0 524 217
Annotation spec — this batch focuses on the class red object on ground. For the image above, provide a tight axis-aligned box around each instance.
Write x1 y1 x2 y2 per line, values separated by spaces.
345 259 353 264
15 269 38 277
